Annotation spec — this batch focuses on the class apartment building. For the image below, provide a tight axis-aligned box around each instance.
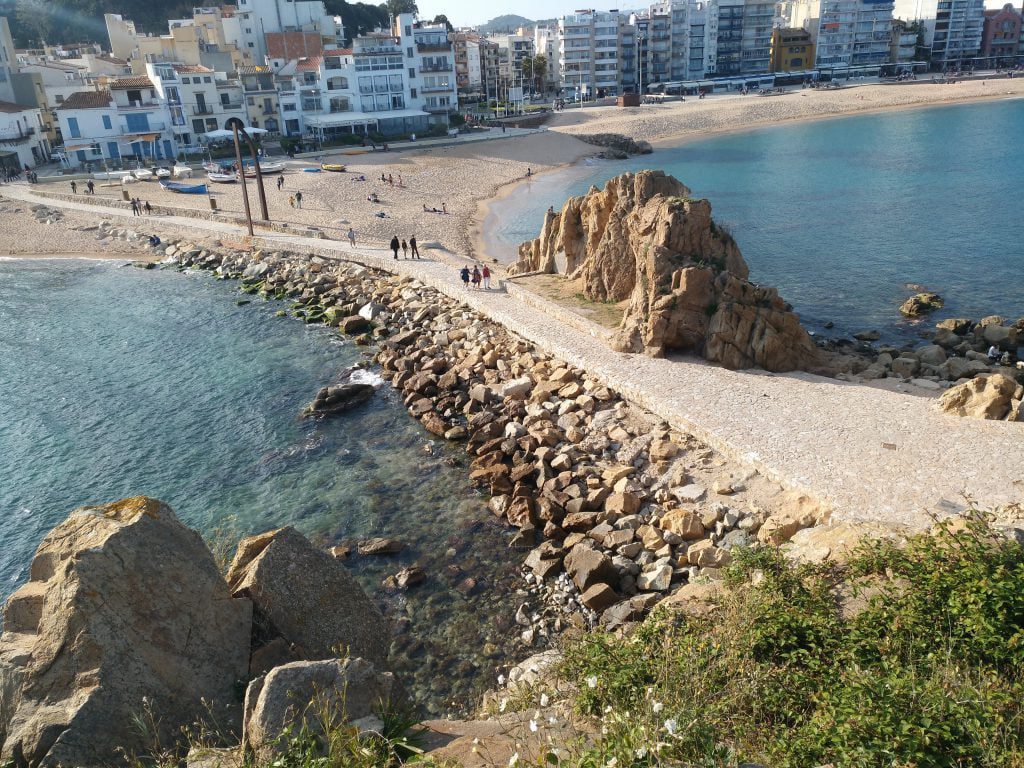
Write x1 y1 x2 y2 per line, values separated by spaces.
771 26 816 69
225 0 344 65
533 26 561 91
491 32 535 86
238 65 280 133
930 0 985 68
815 0 895 68
558 11 629 96
890 18 921 62
145 62 246 150
981 4 1022 64
0 17 53 170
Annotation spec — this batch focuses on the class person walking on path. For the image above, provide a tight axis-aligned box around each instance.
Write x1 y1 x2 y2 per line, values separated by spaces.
289 195 295 208
144 200 152 215
460 265 470 288
295 191 303 209
276 174 284 191
409 235 420 259
347 227 356 248
390 235 400 259
481 265 491 289
130 198 140 216
86 180 95 194
471 265 482 289
70 181 77 194
401 238 408 259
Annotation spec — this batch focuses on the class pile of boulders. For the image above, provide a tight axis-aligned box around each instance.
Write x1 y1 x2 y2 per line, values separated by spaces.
574 133 654 159
30 204 63 225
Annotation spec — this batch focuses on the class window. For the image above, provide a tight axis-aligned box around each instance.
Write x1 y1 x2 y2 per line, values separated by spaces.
409 67 416 78
125 113 150 132
283 103 296 111
245 27 252 33
248 43 255 48
407 47 413 57
102 115 112 130
55 94 64 103
66 117 81 138
192 118 205 133
204 77 212 83
410 87 417 97
91 145 101 156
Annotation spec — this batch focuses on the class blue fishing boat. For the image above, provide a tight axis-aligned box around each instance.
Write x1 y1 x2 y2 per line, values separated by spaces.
160 180 208 194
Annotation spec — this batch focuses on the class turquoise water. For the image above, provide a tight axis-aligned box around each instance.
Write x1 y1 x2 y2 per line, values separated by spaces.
487 99 1024 340
0 259 522 713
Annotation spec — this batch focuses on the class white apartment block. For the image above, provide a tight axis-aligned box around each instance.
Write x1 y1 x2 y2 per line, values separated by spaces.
225 0 343 65
0 17 52 170
930 0 984 67
490 33 535 84
145 63 247 151
815 0 895 67
558 11 630 96
533 27 560 91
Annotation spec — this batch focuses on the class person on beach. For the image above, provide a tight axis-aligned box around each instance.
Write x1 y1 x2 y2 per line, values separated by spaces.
295 191 303 209
481 265 491 289
144 201 152 215
277 174 284 191
410 235 420 259
86 180 95 194
148 234 161 247
388 173 394 186
526 167 532 177
347 227 356 248
130 198 139 216
398 174 403 187
471 266 481 289
442 202 447 214
988 344 1001 363
70 181 77 194
401 239 408 259
390 235 400 259
460 265 470 288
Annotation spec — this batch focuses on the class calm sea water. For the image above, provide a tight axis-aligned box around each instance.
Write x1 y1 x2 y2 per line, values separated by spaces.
486 98 1024 341
0 259 523 714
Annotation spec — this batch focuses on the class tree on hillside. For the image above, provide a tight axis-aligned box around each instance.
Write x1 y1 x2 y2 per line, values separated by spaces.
431 14 453 31
385 0 418 18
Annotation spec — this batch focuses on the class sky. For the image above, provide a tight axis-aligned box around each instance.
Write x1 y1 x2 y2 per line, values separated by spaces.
417 0 1017 29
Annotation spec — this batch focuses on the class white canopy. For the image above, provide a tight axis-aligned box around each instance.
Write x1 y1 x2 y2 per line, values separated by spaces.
202 127 268 140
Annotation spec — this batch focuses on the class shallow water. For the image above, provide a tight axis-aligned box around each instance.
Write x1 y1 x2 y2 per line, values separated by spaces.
486 98 1024 342
0 259 524 714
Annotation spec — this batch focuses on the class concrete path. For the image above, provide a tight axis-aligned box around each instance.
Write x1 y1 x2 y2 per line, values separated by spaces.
5 184 1022 528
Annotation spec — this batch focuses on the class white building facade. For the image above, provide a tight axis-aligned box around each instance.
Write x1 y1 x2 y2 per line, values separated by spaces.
815 0 895 67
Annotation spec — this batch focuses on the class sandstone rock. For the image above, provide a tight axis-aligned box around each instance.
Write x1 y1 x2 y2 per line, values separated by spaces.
605 491 640 516
660 508 705 540
227 527 388 669
899 292 943 317
356 537 406 556
936 317 972 334
944 357 990 381
564 543 618 591
637 563 673 592
0 498 251 768
580 583 620 611
304 383 375 417
937 373 1020 421
243 658 393 763
915 344 946 367
510 171 818 372
757 504 819 545
784 522 905 565
339 315 371 334
891 355 920 378
687 541 731 568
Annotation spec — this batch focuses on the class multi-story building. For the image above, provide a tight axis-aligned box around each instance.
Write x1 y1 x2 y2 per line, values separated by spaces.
239 65 280 132
929 0 984 69
889 18 921 63
814 0 894 68
491 32 535 86
688 1 718 79
0 17 53 170
558 11 629 96
715 0 745 75
225 0 343 66
739 0 775 74
398 14 458 117
981 4 1022 64
145 62 246 149
771 26 816 69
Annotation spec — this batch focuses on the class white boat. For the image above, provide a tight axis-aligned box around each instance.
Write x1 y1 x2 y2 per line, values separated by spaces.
207 171 237 183
155 167 171 179
132 168 154 181
92 170 132 181
203 162 228 173
172 164 193 179
121 174 139 185
243 161 285 176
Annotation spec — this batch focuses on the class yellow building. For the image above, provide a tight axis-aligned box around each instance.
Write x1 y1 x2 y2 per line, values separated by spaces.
770 28 815 72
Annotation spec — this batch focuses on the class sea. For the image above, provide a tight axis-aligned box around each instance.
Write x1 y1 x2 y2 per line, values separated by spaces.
484 97 1024 342
0 258 524 714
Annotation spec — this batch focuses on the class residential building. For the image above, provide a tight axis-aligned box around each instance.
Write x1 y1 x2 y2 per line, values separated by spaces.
453 32 493 99
223 0 343 65
239 65 280 132
771 27 815 70
740 0 775 74
715 0 745 75
104 14 139 62
814 0 894 68
533 26 560 91
930 0 984 69
491 32 535 86
889 18 921 62
558 11 629 96
0 17 52 170
10 70 57 144
145 62 246 150
981 3 1022 64
53 90 121 167
688 1 718 79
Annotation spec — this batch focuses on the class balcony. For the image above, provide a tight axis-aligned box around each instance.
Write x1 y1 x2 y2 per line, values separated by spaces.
120 121 167 133
0 127 35 142
421 83 452 92
420 63 453 72
417 42 452 52
192 106 214 115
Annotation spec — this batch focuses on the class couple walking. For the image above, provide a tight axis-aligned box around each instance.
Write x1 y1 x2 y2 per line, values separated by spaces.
459 264 490 290
390 235 420 259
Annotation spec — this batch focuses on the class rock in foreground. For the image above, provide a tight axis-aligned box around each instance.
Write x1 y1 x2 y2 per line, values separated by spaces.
511 171 819 371
0 497 252 768
302 383 375 417
937 373 1023 421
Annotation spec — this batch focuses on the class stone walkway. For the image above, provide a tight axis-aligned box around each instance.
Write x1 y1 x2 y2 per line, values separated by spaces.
5 184 1022 528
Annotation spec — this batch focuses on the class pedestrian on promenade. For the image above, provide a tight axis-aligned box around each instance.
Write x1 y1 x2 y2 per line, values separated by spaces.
409 235 420 259
86 180 95 194
289 195 295 208
460 265 470 288
401 239 408 259
390 235 400 259
481 264 491 289
471 265 481 289
130 198 140 216
295 191 303 209
277 174 284 191
347 227 356 248
70 181 77 194
144 200 152 215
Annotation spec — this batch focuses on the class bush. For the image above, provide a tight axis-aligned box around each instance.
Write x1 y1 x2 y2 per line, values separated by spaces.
556 516 1024 768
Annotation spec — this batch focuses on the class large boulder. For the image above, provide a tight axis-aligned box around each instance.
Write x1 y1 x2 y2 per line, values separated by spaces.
243 657 393 763
510 171 818 372
937 373 1022 421
226 527 389 670
0 497 252 768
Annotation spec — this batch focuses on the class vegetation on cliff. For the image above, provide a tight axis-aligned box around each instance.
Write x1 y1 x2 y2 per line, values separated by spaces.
551 515 1024 767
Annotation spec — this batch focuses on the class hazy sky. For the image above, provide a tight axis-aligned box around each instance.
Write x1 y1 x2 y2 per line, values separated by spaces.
418 0 1014 30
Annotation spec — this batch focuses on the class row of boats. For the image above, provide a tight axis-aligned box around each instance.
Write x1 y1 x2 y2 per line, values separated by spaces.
94 158 346 195
202 161 287 183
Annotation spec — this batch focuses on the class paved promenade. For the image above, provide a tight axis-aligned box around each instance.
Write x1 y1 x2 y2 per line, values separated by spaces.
5 184 1021 529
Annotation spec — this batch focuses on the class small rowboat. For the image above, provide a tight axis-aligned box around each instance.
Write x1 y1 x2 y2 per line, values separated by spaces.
243 161 285 176
121 174 139 185
155 167 172 179
203 162 226 173
302 167 322 173
207 171 237 183
160 180 208 194
320 163 346 172
172 164 193 179
132 168 154 181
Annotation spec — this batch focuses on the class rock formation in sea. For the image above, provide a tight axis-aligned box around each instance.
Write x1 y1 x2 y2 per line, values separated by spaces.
509 170 820 372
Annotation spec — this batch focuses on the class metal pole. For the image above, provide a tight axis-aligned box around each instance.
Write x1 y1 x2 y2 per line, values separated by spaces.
241 130 270 221
232 122 254 237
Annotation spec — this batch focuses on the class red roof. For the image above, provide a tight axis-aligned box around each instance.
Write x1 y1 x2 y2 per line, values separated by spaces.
172 64 213 74
56 90 114 110
0 100 33 114
266 31 324 60
109 76 154 90
295 56 323 72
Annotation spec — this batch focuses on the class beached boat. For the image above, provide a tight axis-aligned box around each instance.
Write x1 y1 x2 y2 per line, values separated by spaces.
132 168 154 181
121 174 139 185
172 164 193 179
92 170 132 181
155 167 171 179
203 162 225 173
207 171 238 183
302 167 322 173
160 180 208 194
243 161 285 176
320 163 346 172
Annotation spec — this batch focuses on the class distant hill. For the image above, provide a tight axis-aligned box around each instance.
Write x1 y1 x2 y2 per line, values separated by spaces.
478 14 534 33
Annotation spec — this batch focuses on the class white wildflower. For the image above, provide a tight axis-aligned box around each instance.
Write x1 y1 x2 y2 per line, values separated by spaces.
586 675 598 689
529 719 539 733
499 697 508 713
540 693 550 707
508 752 520 767
651 701 664 714
604 705 613 714
548 716 558 726
498 674 506 685
635 747 648 759
663 718 678 736
606 758 617 768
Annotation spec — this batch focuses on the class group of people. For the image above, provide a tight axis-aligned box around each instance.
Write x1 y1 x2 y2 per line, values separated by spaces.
459 264 491 290
288 191 303 209
129 197 152 216
380 173 403 188
69 180 97 195
389 235 420 259
2 166 30 183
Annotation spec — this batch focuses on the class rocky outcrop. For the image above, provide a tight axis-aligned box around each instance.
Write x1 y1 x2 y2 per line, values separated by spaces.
242 658 393 762
302 383 375 417
0 497 252 768
226 527 390 671
899 291 943 318
937 373 1023 421
510 171 819 371
575 133 653 159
